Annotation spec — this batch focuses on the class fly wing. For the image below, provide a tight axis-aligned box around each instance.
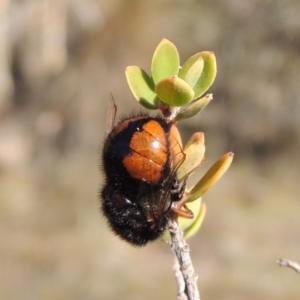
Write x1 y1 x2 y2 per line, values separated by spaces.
155 125 186 217
106 95 117 134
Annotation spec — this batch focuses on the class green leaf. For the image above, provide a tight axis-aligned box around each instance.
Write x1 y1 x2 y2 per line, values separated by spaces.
179 56 204 89
193 51 217 98
155 76 194 106
125 66 159 109
151 39 180 85
175 94 213 121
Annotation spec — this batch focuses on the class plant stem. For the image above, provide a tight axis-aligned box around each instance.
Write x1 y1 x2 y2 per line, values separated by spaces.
173 257 188 300
276 258 300 274
168 218 200 300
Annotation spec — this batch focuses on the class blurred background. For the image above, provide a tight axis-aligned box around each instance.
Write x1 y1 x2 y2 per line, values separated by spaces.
1 0 300 299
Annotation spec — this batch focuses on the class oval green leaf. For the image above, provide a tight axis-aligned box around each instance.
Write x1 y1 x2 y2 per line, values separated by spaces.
193 51 217 98
125 66 159 109
155 76 194 106
151 39 180 85
175 94 213 121
179 56 204 89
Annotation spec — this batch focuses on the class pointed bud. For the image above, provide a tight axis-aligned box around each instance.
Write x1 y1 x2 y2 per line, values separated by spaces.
187 152 234 202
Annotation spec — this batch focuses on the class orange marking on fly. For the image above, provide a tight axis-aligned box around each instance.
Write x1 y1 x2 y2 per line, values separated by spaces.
112 116 147 136
123 120 168 183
